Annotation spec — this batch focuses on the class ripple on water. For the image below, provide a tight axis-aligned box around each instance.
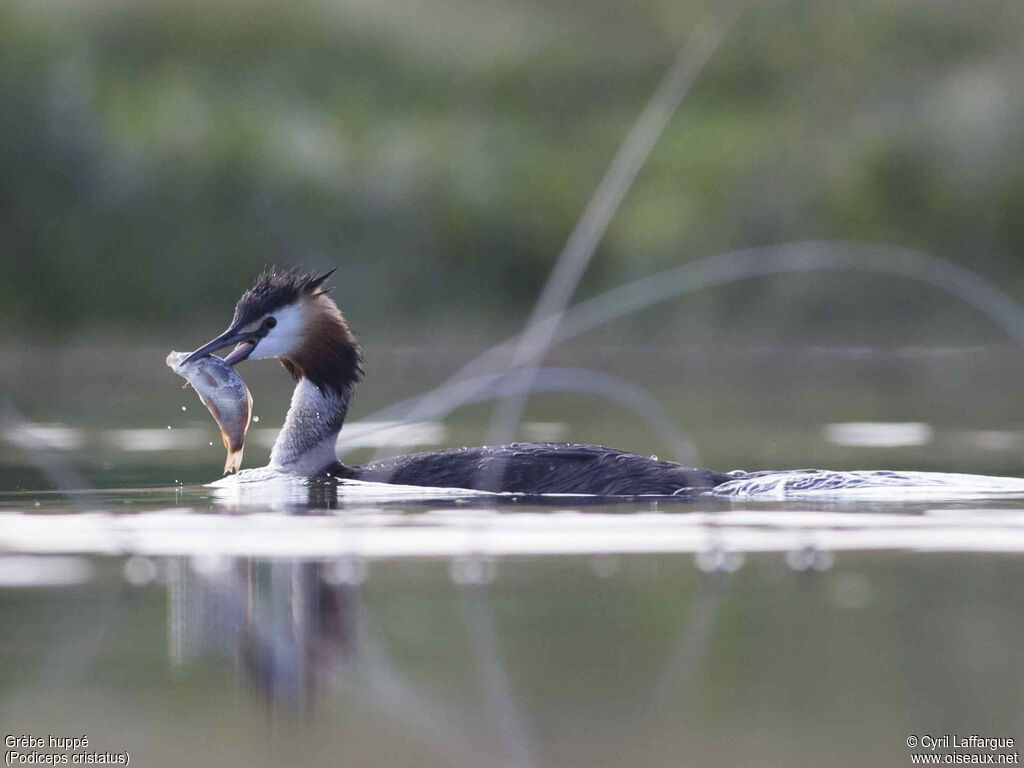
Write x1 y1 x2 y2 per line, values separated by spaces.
712 469 1024 500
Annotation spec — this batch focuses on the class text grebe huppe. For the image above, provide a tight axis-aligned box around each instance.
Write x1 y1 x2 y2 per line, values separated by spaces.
183 267 734 494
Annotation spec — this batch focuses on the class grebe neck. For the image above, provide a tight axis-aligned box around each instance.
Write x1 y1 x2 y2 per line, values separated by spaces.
269 377 352 475
267 293 362 475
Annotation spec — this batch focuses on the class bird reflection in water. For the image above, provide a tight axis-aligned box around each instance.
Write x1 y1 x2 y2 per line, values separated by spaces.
168 555 362 714
161 472 736 768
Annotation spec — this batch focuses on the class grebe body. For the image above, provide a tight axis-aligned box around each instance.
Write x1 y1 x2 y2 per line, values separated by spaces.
340 442 731 495
184 268 731 496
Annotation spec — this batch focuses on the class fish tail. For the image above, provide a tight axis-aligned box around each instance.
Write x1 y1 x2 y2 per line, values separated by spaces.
223 447 244 475
220 427 244 474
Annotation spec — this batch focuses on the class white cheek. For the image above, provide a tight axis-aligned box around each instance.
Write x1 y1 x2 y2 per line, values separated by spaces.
250 304 305 359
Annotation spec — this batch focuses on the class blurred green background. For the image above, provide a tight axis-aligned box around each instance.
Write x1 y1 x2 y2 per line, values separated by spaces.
5 0 1024 487
2 0 1023 344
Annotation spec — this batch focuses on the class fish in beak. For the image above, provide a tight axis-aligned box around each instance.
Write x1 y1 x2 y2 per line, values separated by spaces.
167 351 254 475
183 326 260 366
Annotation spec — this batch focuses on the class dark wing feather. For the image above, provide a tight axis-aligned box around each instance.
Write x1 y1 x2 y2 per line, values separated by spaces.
351 442 729 496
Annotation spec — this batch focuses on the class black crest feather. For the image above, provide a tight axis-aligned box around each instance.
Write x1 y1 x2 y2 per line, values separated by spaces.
232 266 339 326
232 265 361 395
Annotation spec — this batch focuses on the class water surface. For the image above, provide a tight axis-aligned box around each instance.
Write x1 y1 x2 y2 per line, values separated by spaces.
3 344 1024 766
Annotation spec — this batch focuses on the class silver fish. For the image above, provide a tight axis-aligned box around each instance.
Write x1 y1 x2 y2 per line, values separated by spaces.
166 351 254 475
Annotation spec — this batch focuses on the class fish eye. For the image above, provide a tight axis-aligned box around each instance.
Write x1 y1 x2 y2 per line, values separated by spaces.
263 316 277 330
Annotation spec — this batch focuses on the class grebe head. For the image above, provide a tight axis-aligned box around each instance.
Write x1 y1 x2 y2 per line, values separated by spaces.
185 266 362 395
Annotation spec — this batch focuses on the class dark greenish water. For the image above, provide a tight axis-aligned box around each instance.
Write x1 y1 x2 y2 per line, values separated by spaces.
3 344 1024 767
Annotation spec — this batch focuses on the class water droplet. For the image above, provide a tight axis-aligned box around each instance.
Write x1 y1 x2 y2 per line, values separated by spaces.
786 547 830 571
208 441 213 446
124 556 158 586
812 550 835 571
181 406 187 411
722 552 745 572
695 549 723 572
253 416 259 422
785 550 810 571
695 548 744 572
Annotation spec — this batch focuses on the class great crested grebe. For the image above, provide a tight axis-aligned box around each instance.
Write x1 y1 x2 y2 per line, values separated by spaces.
184 267 733 495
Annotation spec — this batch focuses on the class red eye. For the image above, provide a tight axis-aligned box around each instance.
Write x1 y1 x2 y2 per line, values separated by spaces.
263 317 277 329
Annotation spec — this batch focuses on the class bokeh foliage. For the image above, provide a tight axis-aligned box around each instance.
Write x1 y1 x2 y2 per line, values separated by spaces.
1 0 1023 341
